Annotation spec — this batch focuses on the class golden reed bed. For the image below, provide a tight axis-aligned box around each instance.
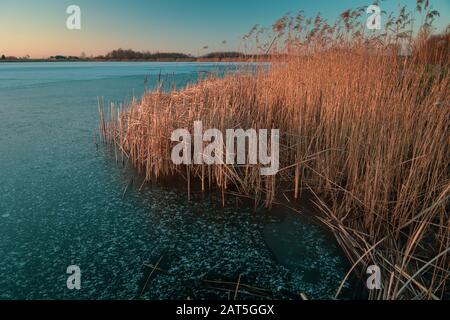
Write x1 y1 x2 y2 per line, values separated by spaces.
100 3 449 299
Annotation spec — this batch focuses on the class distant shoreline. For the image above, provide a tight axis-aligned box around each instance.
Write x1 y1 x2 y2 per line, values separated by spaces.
0 49 270 63
0 58 269 63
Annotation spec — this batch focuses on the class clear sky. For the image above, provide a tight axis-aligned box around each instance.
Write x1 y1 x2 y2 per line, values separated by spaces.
0 0 449 58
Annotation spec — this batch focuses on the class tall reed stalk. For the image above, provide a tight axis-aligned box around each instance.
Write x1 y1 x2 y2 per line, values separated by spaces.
100 1 449 299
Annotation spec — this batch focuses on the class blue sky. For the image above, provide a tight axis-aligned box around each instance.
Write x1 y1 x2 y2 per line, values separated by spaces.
0 0 448 57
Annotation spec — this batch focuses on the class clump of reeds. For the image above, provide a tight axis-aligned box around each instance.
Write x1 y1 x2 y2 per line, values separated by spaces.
100 0 449 299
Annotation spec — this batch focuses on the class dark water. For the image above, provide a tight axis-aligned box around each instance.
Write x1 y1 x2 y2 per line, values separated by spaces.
0 62 350 299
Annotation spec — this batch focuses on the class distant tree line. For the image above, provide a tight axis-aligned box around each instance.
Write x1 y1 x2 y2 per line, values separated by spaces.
0 54 31 61
0 49 270 62
100 49 192 60
200 51 246 59
49 55 82 60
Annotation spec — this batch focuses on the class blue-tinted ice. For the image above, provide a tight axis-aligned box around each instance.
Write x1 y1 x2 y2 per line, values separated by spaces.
0 62 349 299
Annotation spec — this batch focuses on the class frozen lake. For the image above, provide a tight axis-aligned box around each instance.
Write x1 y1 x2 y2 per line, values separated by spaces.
0 62 349 299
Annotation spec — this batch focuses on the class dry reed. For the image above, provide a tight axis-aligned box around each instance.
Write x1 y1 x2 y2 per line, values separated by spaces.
100 1 449 299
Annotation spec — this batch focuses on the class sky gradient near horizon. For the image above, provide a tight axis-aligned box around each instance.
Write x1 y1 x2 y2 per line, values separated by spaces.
1 0 449 58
